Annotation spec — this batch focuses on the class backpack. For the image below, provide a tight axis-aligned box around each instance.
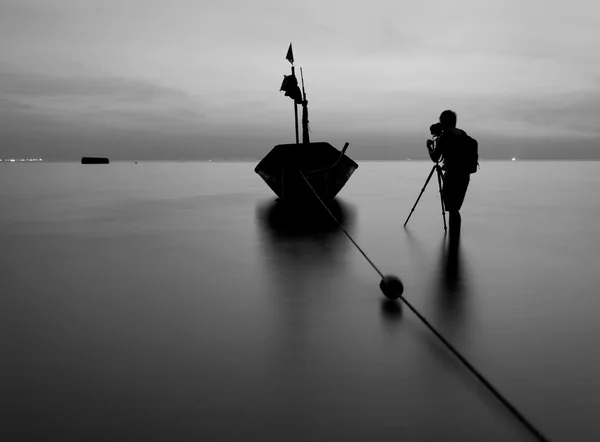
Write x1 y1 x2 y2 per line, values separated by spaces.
441 131 479 174
462 134 479 174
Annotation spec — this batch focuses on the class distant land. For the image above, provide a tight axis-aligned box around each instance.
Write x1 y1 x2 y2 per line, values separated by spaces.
2 136 600 163
2 131 599 162
4 158 600 164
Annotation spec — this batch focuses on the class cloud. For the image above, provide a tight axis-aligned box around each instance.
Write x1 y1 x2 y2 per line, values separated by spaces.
0 68 204 130
500 91 600 136
0 67 210 159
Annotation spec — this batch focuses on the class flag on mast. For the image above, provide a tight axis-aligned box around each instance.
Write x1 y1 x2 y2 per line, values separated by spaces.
285 43 294 64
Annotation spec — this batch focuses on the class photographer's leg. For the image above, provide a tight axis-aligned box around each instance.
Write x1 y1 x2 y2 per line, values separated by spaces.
443 173 463 234
442 173 456 212
453 176 470 211
449 210 461 233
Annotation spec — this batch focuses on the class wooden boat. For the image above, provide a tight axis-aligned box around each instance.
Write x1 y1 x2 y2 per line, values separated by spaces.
255 44 358 202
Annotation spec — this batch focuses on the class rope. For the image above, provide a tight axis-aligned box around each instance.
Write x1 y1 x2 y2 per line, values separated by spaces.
298 170 552 442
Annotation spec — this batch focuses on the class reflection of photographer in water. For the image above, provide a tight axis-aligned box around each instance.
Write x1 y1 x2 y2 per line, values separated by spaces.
427 110 478 232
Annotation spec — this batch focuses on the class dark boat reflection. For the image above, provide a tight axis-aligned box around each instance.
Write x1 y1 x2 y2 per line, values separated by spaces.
255 198 355 296
257 197 354 239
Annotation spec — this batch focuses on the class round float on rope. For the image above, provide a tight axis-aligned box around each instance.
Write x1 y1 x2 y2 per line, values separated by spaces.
379 274 404 300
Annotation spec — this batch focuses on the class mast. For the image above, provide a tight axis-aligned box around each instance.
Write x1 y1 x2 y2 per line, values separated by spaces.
292 66 299 144
286 43 299 144
282 43 307 144
300 67 310 144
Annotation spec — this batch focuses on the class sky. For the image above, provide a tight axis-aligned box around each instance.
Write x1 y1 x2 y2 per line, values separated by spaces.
0 0 599 160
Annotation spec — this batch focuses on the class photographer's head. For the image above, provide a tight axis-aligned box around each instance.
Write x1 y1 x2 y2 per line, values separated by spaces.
439 110 457 130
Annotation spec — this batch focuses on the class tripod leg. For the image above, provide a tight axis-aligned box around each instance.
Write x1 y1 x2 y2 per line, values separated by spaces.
435 166 447 231
404 165 437 227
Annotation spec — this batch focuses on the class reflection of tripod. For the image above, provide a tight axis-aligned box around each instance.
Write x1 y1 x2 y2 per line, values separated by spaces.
404 162 447 231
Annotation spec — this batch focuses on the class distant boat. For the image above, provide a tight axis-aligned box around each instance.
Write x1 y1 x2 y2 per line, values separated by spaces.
81 157 109 164
255 44 358 203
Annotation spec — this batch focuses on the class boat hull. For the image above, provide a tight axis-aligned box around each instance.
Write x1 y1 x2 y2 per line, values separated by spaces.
254 142 358 202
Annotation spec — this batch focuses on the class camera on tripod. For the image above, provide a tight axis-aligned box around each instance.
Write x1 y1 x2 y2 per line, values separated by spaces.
404 122 448 231
429 122 443 138
427 123 443 150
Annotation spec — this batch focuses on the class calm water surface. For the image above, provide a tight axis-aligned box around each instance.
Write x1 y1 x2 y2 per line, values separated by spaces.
1 161 599 441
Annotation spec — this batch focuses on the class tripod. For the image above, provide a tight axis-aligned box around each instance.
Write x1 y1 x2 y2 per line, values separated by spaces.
403 162 447 231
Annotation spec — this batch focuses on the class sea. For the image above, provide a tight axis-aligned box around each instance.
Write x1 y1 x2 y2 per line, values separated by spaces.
1 160 599 442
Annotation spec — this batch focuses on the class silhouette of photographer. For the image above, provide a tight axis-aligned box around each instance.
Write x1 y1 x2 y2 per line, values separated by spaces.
427 110 478 234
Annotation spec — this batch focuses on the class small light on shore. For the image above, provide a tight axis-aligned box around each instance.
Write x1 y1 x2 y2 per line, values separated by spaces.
512 157 516 161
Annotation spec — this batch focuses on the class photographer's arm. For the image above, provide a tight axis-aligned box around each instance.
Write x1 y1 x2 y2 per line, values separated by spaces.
427 138 443 163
